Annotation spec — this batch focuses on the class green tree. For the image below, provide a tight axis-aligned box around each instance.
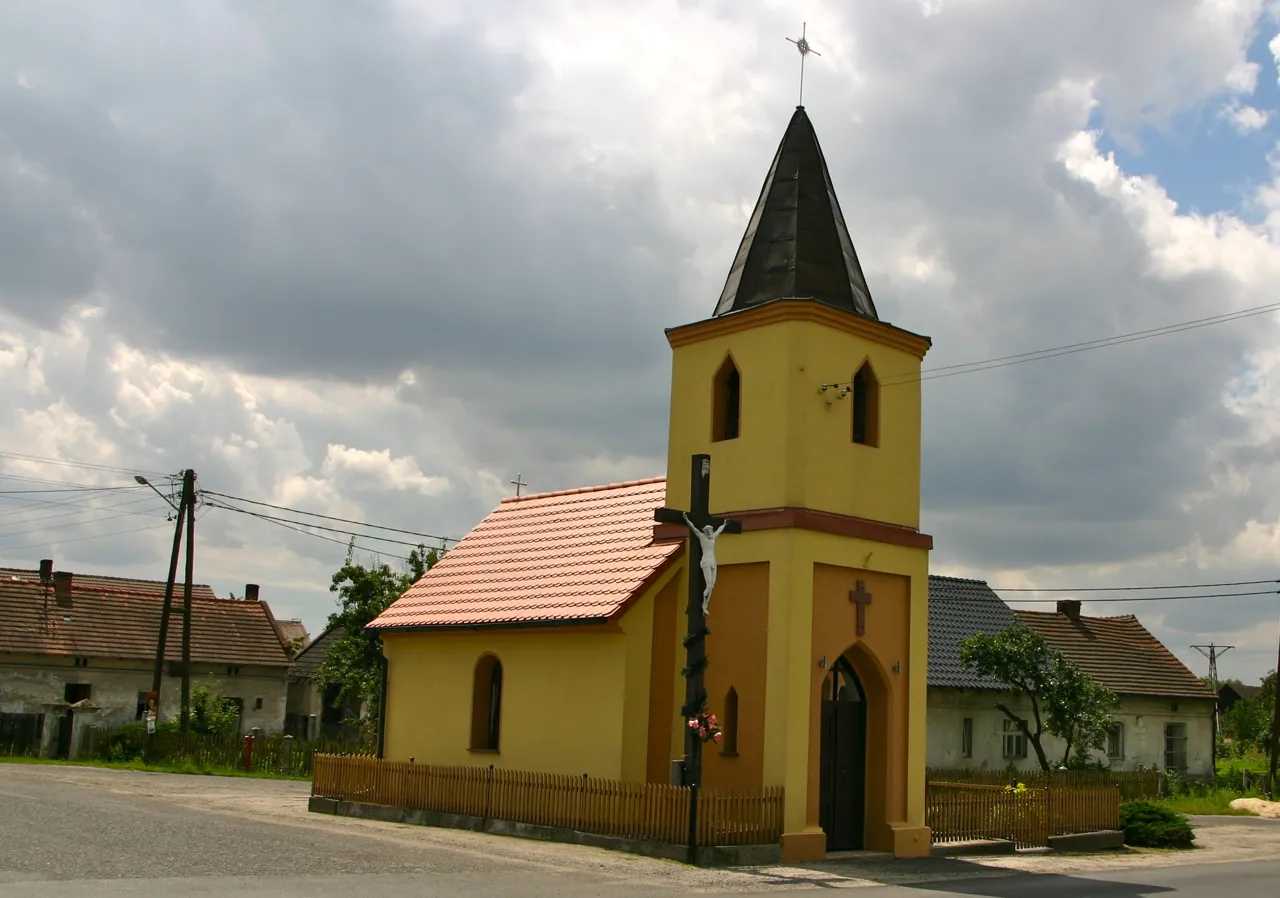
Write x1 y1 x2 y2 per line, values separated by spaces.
187 682 241 735
312 540 443 737
960 623 1119 772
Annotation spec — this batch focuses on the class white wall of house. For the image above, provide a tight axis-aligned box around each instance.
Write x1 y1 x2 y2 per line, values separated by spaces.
927 687 1215 777
0 653 288 733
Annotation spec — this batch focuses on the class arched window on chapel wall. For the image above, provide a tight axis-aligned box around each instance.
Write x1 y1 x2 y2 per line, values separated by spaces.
470 654 503 751
721 686 739 756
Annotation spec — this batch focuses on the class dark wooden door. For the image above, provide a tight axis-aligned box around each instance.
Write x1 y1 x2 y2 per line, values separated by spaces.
818 658 867 851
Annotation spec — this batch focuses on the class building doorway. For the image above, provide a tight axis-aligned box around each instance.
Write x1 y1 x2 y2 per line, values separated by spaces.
58 683 91 759
819 656 867 851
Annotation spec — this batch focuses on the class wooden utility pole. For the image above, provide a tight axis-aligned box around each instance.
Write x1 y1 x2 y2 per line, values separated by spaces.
1269 615 1280 798
148 476 189 751
179 469 197 735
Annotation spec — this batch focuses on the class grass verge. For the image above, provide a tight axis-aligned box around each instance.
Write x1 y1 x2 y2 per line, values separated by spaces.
1160 789 1259 816
0 755 310 781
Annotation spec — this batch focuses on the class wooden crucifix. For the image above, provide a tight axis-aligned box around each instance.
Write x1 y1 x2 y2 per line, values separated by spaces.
850 580 872 636
653 453 741 789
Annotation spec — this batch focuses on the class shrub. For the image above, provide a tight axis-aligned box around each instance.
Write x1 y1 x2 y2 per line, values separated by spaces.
1120 801 1195 848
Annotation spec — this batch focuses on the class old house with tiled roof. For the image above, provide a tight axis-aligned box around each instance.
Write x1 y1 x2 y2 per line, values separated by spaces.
0 560 293 756
284 625 363 741
370 106 940 862
926 576 1215 776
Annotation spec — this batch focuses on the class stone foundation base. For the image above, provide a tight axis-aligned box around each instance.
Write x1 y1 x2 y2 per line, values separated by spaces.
890 823 931 858
780 830 827 862
309 796 782 867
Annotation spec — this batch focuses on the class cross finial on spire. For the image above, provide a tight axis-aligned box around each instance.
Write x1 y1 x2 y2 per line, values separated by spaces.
510 473 528 497
786 22 822 106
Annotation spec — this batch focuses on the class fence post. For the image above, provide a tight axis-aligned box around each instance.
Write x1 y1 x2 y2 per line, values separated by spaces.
282 735 293 774
483 765 495 824
687 784 700 866
243 733 254 772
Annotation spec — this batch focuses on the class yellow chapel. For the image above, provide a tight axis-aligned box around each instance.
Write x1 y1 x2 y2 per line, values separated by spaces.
370 106 934 861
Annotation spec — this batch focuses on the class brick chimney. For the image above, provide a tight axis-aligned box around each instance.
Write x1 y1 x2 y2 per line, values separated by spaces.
1057 599 1081 620
244 583 260 602
39 559 53 583
53 571 73 605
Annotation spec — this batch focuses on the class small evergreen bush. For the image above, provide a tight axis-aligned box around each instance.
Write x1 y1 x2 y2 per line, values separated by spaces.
1120 801 1195 848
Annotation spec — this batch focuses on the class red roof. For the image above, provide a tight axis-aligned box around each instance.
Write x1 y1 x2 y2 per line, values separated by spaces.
371 478 681 630
0 568 291 668
1015 610 1213 699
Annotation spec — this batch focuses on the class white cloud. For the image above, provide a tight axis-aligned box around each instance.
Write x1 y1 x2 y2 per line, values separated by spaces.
3 0 1280 682
1221 99 1271 132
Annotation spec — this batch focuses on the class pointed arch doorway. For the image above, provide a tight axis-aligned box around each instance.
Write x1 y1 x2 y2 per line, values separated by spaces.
819 656 867 851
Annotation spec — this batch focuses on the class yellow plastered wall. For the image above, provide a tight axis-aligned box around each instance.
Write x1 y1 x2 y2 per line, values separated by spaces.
381 629 628 777
380 565 681 781
665 304 927 529
662 301 932 855
702 530 928 839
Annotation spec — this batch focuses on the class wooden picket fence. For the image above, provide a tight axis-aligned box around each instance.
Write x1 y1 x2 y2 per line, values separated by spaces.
312 754 784 847
0 713 43 757
926 781 1120 849
926 767 1161 800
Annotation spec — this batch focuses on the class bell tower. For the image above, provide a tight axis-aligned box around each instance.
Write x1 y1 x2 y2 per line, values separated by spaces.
657 106 935 861
663 105 932 525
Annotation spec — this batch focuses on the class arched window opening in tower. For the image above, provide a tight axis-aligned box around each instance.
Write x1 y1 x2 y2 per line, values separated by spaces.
852 362 880 447
712 356 742 442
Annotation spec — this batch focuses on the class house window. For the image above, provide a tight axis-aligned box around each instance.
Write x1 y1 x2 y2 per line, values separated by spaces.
64 683 91 704
1164 723 1188 772
961 718 973 758
470 655 503 752
226 666 241 676
1002 719 1027 759
721 687 739 756
73 657 90 668
1107 723 1125 760
135 692 150 721
254 697 263 711
851 361 880 447
712 356 741 442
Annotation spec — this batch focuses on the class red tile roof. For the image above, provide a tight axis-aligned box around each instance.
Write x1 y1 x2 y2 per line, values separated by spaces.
370 478 681 630
0 568 291 668
1015 610 1213 699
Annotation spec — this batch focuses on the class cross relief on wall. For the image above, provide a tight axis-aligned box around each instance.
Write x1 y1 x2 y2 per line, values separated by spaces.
849 580 872 636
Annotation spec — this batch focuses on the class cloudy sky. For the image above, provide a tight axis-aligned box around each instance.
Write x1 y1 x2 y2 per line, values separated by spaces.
3 0 1280 685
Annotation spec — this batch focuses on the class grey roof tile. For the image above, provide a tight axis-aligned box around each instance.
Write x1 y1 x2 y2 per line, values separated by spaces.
927 575 1017 689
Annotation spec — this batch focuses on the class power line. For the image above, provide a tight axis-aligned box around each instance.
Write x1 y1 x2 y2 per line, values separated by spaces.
198 490 459 544
0 491 166 534
824 300 1280 390
203 498 411 562
994 578 1279 592
0 499 172 541
0 491 161 523
0 471 149 489
0 521 172 553
1014 589 1279 603
201 497 436 550
0 485 141 495
0 449 169 478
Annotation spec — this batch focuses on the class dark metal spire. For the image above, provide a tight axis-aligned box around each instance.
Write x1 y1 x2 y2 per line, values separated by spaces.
713 106 878 320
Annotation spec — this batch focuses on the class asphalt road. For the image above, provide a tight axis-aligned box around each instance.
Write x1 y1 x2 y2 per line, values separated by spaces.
2 764 1279 896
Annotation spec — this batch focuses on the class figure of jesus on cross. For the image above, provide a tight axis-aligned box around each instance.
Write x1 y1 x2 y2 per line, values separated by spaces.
654 454 741 790
683 512 729 617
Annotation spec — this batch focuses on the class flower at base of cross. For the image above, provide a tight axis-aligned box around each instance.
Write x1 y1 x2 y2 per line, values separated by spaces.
687 710 722 744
